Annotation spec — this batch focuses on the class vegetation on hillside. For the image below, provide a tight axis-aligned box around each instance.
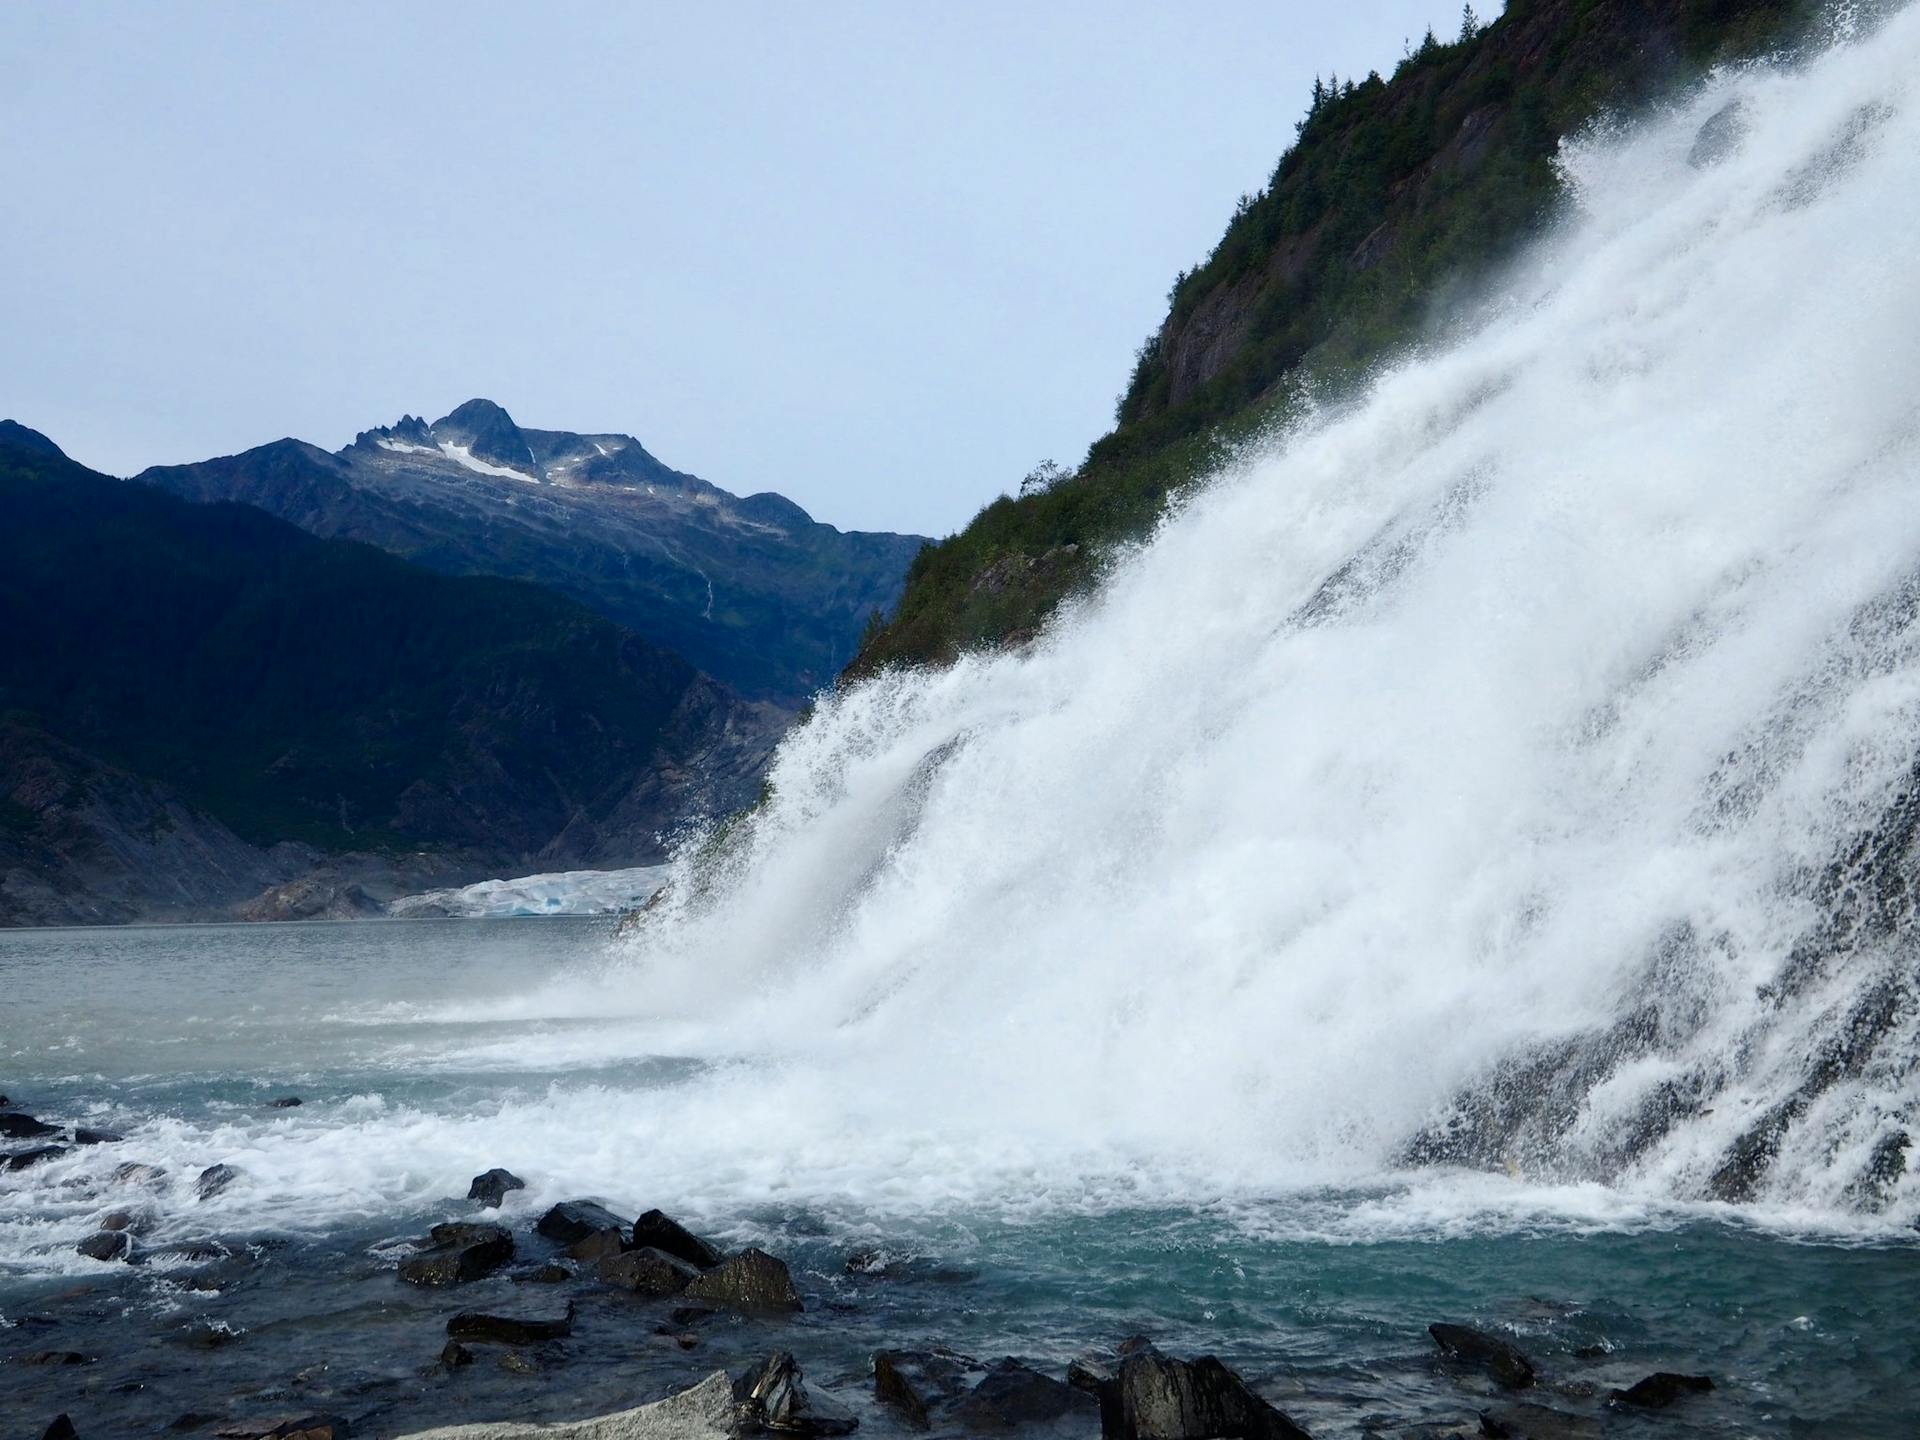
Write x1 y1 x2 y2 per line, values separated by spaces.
0 445 755 858
853 0 1818 674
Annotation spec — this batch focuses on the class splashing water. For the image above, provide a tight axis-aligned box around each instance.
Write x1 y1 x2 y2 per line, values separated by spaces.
7 11 1920 1270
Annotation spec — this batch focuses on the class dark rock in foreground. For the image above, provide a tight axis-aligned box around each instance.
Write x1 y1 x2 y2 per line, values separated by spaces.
535 1198 628 1247
1097 1346 1309 1440
1429 1324 1536 1390
41 1417 78 1440
196 1163 242 1200
682 1247 803 1311
633 1207 723 1269
874 1349 980 1430
3 1144 68 1170
271 1096 303 1108
73 1128 122 1145
0 1111 58 1139
954 1358 1094 1431
1609 1372 1714 1408
598 1246 697 1296
440 1339 476 1369
398 1222 513 1286
468 1167 526 1207
75 1230 132 1262
736 1350 860 1435
447 1301 575 1345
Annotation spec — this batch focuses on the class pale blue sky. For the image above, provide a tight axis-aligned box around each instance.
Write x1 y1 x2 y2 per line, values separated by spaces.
1 2 1481 534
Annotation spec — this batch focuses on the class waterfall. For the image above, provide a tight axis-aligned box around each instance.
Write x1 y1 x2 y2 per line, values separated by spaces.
612 7 1920 1230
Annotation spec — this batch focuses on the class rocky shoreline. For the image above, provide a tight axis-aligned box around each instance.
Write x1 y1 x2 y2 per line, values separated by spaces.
3 1093 1730 1440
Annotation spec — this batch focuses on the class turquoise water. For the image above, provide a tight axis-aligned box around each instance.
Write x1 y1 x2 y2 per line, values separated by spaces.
2 920 1915 1436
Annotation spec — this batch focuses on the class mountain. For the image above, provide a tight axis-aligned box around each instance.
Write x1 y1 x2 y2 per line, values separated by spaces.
853 0 1818 672
139 399 926 706
0 435 782 926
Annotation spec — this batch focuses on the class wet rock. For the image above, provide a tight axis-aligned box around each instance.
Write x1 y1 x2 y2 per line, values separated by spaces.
398 1222 513 1286
16 1351 95 1365
735 1351 859 1436
177 1319 245 1349
1430 1324 1536 1390
110 1161 168 1187
535 1198 628 1247
196 1163 242 1200
682 1246 803 1311
73 1128 122 1145
42 1418 78 1440
440 1339 476 1369
499 1351 543 1376
76 1230 132 1262
1608 1372 1713 1408
954 1358 1095 1431
873 1350 969 1430
98 1208 150 1233
599 1246 697 1296
633 1207 724 1269
1099 1346 1308 1440
1688 99 1747 169
468 1167 526 1207
0 1094 9 1107
515 1260 575 1284
0 1111 59 1139
148 1239 234 1264
271 1097 303 1108
569 1227 630 1264
446 1300 575 1345
3 1144 69 1170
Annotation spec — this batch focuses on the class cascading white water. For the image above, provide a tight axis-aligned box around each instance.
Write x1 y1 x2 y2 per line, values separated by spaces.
600 6 1920 1230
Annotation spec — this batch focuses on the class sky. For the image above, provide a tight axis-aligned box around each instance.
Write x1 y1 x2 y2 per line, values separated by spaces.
1 2 1483 536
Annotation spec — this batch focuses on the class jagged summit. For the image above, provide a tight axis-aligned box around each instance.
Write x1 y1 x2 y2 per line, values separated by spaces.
139 401 926 704
0 419 66 458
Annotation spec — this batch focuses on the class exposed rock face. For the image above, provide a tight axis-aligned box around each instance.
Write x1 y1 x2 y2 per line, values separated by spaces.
468 1168 527 1207
446 1301 575 1345
1427 1325 1535 1391
1609 1372 1713 1408
398 1222 514 1286
391 1368 736 1440
537 1199 630 1248
195 1163 242 1201
0 1112 58 1139
953 1358 1095 1431
631 1208 723 1269
138 400 927 706
734 1351 860 1436
598 1247 697 1297
681 1247 803 1311
75 1231 132 1262
1096 1347 1310 1440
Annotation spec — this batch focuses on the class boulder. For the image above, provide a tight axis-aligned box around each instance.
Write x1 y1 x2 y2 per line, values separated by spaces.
271 1097 303 1108
0 1112 59 1139
446 1301 575 1345
735 1351 859 1436
1100 1346 1311 1440
3 1145 69 1171
468 1168 527 1207
874 1350 974 1430
388 1368 736 1440
42 1418 78 1440
1429 1324 1536 1390
1608 1372 1713 1408
110 1161 168 1187
682 1247 803 1311
196 1163 242 1200
535 1199 628 1247
398 1222 513 1286
514 1261 575 1284
955 1358 1098 1431
569 1227 630 1264
76 1230 132 1262
633 1208 723 1269
599 1247 697 1297
73 1128 123 1145
440 1339 476 1369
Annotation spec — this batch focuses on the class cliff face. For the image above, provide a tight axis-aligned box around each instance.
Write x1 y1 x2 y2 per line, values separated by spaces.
854 0 1817 674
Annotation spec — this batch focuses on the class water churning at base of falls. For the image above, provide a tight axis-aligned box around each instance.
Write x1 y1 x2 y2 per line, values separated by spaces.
6 12 1920 1269
610 6 1920 1233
